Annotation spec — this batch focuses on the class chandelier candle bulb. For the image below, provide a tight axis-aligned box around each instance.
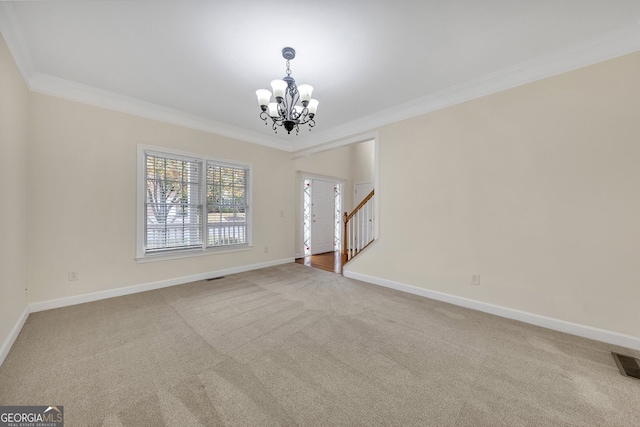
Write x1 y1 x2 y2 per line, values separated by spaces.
307 99 319 116
256 89 272 109
271 79 287 100
256 47 318 134
268 102 279 117
297 84 313 104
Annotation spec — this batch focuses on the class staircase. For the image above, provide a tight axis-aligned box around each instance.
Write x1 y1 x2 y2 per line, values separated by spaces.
342 189 375 265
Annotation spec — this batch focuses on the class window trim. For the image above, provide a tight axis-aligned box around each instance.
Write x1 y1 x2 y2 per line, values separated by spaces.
136 144 253 262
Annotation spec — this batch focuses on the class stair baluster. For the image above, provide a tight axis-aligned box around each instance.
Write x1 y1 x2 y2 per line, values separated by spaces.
342 189 375 266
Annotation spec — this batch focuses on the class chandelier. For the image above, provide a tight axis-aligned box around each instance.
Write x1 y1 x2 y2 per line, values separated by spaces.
256 47 319 135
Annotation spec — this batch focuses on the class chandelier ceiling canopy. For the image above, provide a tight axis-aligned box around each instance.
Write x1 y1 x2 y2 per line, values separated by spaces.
256 47 319 135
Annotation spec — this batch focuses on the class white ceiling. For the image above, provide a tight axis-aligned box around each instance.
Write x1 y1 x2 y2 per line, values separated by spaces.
2 1 640 152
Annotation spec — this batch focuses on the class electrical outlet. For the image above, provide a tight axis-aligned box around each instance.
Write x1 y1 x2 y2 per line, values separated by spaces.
264 246 269 253
68 271 79 281
471 274 480 285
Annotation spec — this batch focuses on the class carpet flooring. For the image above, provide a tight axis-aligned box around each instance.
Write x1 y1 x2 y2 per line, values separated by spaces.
1 263 639 426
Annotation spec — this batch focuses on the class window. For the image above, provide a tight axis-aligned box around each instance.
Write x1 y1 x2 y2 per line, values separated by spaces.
137 146 251 260
206 163 248 247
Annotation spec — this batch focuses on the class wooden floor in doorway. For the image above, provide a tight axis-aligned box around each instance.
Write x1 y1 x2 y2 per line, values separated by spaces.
295 251 342 274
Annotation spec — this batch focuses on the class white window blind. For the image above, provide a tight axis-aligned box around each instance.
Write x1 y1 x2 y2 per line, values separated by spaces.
139 147 251 259
145 153 203 254
207 164 249 247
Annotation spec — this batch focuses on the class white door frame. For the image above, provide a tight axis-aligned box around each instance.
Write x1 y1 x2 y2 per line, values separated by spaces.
299 172 344 257
311 179 335 254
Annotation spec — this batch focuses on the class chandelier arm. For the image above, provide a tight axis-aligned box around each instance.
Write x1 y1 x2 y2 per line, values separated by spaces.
296 108 311 124
290 90 301 120
285 94 292 120
277 101 286 120
271 115 284 126
287 82 298 98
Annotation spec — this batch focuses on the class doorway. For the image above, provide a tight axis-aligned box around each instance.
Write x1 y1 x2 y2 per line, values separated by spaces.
300 177 342 267
295 251 342 274
310 179 335 254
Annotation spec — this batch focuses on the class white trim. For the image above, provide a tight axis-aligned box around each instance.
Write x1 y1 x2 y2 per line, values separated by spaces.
0 2 288 153
135 245 253 263
2 0 638 153
30 258 293 313
0 305 30 368
298 173 345 256
28 73 288 151
296 171 347 183
0 3 34 85
3 260 636 369
1 258 292 367
136 144 146 259
137 144 253 176
292 24 640 150
291 131 379 159
373 134 380 241
343 271 640 352
0 258 295 366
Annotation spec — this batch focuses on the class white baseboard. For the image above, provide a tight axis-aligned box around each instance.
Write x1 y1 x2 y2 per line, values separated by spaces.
1 258 294 367
30 258 294 313
343 270 640 352
5 259 637 369
0 305 30 368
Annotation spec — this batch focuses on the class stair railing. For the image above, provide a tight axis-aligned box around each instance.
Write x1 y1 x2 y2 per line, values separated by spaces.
342 189 375 265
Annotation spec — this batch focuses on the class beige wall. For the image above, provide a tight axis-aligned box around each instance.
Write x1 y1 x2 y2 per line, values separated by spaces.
27 93 295 303
2 27 638 355
347 52 640 339
350 139 375 196
0 34 29 348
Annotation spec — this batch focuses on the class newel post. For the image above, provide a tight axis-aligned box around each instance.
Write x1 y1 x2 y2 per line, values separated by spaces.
342 211 348 266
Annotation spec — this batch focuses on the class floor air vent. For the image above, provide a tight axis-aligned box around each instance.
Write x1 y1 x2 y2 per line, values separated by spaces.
612 352 640 379
206 276 225 281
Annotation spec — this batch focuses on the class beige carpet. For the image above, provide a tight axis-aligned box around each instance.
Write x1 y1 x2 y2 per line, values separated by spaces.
1 263 639 426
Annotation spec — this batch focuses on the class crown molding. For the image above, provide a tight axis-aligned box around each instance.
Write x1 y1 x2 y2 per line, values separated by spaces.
3 1 640 152
291 130 378 159
0 2 34 82
295 22 640 150
0 3 289 151
28 72 288 151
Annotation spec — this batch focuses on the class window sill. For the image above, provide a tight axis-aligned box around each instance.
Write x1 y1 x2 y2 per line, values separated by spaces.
136 245 253 263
